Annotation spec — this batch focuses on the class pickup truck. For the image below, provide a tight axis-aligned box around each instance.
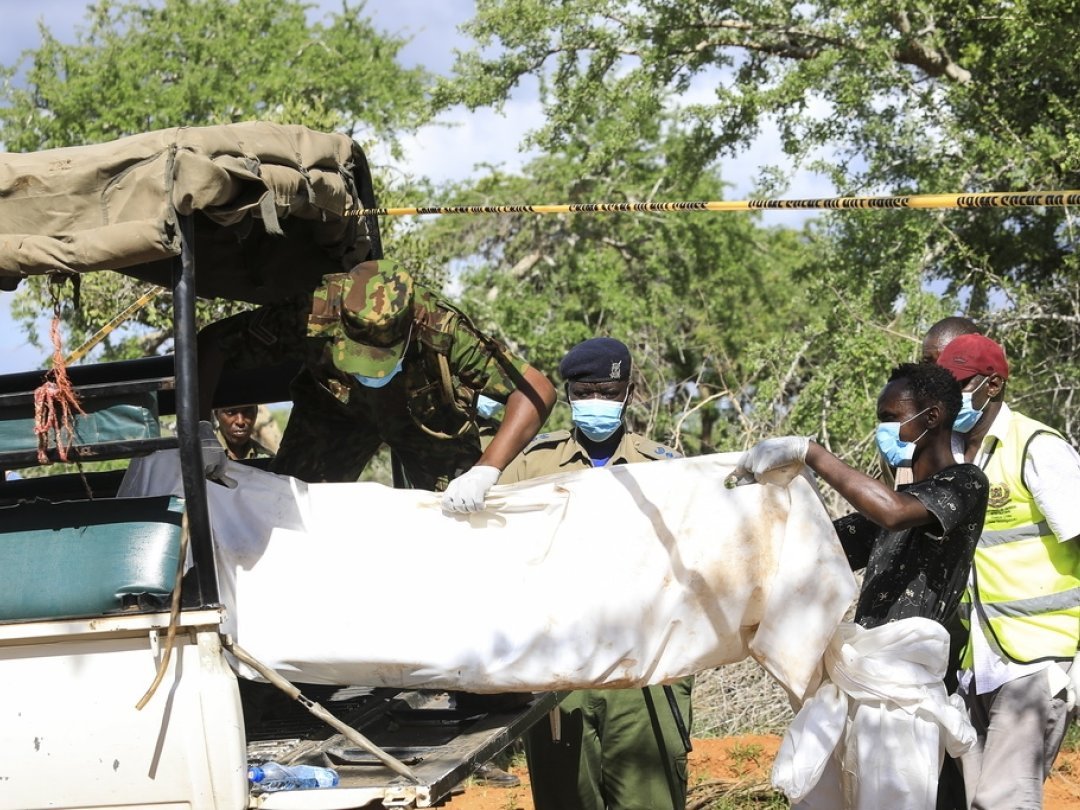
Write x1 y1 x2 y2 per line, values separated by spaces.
0 122 555 809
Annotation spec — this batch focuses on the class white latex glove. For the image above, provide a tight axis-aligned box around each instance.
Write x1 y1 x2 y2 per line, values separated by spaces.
731 436 811 486
442 465 501 513
1066 652 1080 713
198 420 237 489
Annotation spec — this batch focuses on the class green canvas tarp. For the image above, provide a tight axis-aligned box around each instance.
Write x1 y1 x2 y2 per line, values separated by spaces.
0 122 380 303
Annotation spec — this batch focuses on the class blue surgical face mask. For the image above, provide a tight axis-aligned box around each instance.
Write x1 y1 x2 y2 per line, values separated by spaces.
352 327 410 389
353 356 404 389
571 395 626 442
875 407 930 468
952 377 989 434
476 394 504 419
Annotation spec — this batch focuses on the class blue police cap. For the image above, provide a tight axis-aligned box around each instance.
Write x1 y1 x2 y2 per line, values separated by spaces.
559 337 632 382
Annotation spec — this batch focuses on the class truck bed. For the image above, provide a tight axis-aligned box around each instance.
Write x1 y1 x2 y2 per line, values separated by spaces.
244 684 556 808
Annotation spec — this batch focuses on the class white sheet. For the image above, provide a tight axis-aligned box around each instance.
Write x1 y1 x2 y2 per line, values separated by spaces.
119 451 856 700
772 617 975 809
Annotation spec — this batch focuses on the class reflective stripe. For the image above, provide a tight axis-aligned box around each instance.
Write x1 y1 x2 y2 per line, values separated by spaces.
980 521 1051 547
978 586 1080 620
968 412 1080 664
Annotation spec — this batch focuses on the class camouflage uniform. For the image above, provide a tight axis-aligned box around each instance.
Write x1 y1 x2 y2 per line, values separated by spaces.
502 428 694 810
199 274 527 489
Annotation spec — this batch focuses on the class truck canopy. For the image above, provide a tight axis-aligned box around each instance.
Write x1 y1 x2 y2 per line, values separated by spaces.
0 122 381 302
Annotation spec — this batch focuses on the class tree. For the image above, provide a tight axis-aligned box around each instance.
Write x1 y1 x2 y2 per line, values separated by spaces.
439 0 1079 193
1 0 430 151
407 109 823 455
435 0 1080 446
0 0 433 363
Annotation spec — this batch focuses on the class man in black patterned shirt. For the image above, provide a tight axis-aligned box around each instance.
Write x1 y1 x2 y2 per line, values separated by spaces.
736 362 989 628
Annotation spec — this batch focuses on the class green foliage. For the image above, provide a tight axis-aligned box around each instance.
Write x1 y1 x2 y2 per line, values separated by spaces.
1064 721 1080 753
415 113 826 454
7 0 1080 469
437 0 1080 449
8 274 252 369
10 457 130 479
727 741 765 768
0 0 433 366
267 406 290 439
0 0 429 151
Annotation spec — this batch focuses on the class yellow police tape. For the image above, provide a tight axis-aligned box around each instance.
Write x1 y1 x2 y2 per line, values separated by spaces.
64 286 165 365
353 190 1080 217
53 189 1080 366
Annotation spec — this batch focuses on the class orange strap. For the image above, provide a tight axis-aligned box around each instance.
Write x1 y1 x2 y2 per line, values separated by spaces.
33 286 85 464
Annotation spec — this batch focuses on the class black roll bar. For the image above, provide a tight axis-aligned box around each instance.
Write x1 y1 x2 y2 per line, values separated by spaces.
173 214 219 605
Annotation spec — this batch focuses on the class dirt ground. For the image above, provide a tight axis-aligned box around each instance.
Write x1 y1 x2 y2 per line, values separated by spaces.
442 734 1080 810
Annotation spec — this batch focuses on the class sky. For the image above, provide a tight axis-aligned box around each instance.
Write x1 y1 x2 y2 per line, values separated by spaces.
0 0 832 374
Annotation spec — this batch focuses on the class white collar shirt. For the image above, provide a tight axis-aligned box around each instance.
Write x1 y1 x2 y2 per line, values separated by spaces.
956 403 1080 693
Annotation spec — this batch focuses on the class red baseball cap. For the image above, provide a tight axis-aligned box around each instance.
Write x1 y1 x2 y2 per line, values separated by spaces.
936 334 1009 381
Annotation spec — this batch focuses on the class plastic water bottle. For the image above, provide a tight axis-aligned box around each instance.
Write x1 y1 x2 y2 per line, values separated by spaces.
248 761 339 792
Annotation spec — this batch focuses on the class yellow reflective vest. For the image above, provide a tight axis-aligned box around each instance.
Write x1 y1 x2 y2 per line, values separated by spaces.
960 411 1080 665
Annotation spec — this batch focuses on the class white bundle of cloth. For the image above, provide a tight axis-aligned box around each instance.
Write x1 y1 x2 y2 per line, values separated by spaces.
119 451 856 700
772 617 976 809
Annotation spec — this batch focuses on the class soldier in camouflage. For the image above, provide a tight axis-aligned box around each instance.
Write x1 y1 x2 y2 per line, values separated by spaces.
500 337 694 810
198 259 555 510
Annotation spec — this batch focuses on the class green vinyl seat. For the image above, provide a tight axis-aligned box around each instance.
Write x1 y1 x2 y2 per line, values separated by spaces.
0 391 161 452
0 495 183 622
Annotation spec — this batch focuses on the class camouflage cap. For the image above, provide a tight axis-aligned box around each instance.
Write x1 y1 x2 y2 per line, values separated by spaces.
333 260 415 378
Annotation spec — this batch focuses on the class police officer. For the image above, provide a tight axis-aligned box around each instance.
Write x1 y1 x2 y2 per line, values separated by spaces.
500 337 680 482
213 405 275 461
198 259 556 511
501 337 693 810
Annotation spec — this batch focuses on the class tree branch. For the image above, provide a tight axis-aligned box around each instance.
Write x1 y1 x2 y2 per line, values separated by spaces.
890 11 971 83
